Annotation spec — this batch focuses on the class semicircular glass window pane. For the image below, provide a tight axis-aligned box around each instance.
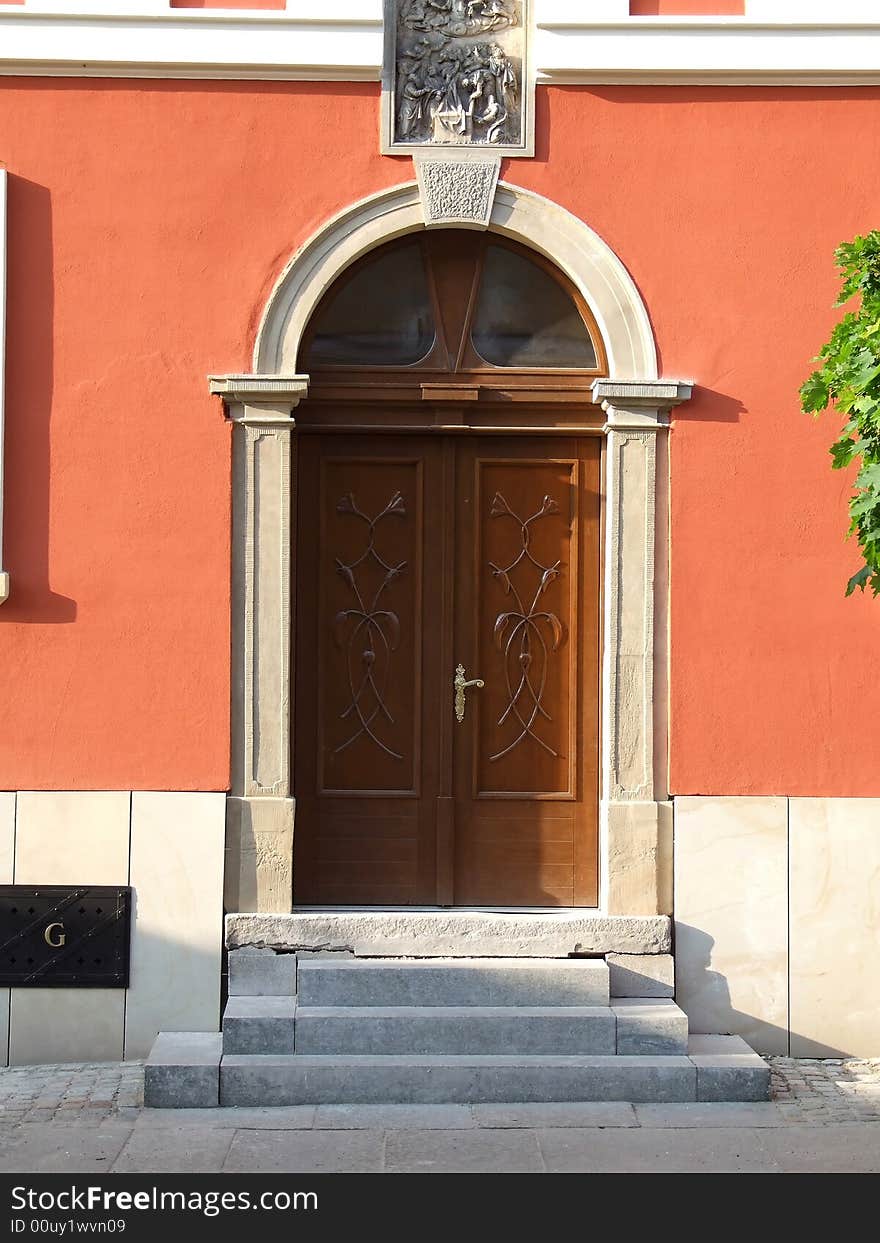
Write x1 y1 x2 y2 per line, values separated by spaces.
304 240 436 367
471 244 597 368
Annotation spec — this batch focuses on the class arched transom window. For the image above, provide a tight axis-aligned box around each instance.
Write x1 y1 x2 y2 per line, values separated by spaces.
297 231 608 426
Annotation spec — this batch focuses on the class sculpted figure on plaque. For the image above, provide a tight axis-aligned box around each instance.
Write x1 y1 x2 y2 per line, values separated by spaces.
389 0 528 151
401 0 517 36
396 35 519 145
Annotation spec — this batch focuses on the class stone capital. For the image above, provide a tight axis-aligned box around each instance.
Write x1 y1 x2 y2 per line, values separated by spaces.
209 374 310 426
592 379 693 429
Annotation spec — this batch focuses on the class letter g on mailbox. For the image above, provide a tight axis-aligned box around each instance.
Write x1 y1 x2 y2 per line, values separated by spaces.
43 921 66 948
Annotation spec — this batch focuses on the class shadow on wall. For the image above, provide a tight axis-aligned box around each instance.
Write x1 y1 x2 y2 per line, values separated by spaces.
674 386 745 424
1 175 76 624
676 924 852 1060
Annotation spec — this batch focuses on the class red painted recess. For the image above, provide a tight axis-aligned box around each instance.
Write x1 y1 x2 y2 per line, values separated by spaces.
630 1 744 13
171 0 285 8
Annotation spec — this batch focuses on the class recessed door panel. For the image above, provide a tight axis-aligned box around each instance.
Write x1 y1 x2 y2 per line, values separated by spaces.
294 436 444 905
318 455 422 795
471 457 578 797
452 438 600 907
293 433 600 907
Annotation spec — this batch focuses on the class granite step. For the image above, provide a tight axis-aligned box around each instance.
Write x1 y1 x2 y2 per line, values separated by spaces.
223 996 296 1055
144 1031 770 1107
613 999 689 1055
220 1053 699 1106
220 996 689 1057
296 956 610 1008
294 1005 617 1056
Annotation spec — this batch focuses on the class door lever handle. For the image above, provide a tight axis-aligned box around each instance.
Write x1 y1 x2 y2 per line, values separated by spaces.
454 663 485 723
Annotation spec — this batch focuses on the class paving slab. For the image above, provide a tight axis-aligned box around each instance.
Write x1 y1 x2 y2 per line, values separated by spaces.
112 1128 234 1173
135 1106 316 1130
0 1122 134 1173
760 1124 880 1173
223 1128 384 1174
473 1102 637 1129
315 1104 474 1130
635 1103 785 1128
384 1128 544 1173
536 1127 781 1173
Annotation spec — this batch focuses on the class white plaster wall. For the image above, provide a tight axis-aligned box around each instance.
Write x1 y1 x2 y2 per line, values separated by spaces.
0 791 224 1066
675 796 880 1057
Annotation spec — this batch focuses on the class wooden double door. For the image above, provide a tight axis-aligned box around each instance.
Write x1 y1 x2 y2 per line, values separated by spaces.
293 433 601 907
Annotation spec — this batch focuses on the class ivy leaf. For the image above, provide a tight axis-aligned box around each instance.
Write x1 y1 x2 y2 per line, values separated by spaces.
800 374 830 413
845 565 872 596
802 230 880 599
830 439 857 470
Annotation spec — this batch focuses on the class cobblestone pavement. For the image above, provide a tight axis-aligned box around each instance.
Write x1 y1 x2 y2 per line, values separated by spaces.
0 1060 144 1124
768 1057 880 1124
0 1057 877 1172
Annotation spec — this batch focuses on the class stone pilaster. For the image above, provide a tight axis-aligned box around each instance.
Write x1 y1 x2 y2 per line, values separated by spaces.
592 379 692 915
209 375 309 913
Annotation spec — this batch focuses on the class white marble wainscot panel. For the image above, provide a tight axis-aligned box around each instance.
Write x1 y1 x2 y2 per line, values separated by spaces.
789 798 880 1058
0 793 15 1066
10 792 130 1065
674 796 789 1055
125 792 225 1059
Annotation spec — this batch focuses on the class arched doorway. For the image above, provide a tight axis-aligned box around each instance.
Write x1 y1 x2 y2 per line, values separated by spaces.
292 231 607 907
211 179 691 919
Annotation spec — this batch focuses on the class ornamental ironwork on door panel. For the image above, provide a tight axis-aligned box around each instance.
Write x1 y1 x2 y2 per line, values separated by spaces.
488 490 565 761
332 490 408 761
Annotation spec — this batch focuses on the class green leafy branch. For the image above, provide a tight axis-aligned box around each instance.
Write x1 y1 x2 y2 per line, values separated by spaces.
801 231 880 596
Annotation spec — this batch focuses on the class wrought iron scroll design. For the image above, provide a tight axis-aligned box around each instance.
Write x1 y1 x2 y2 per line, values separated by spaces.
333 491 407 760
488 491 565 761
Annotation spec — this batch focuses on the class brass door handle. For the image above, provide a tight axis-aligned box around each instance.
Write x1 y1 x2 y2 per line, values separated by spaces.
454 663 484 723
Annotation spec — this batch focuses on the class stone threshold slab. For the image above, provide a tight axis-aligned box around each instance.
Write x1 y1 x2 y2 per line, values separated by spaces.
225 912 671 958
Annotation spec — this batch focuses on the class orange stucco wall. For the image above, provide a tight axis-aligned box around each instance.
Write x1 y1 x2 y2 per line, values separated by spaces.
0 80 877 795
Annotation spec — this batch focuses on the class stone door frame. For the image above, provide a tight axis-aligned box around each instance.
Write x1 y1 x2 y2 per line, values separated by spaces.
210 179 692 916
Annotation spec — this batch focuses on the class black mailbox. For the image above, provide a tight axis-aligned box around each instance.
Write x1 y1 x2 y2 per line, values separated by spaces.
0 886 131 987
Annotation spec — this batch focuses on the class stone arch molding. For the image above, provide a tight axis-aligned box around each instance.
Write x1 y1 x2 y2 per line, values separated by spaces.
210 178 692 918
255 179 658 381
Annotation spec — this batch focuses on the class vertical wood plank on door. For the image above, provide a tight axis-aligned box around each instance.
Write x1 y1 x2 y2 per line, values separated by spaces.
294 436 445 904
453 438 600 906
